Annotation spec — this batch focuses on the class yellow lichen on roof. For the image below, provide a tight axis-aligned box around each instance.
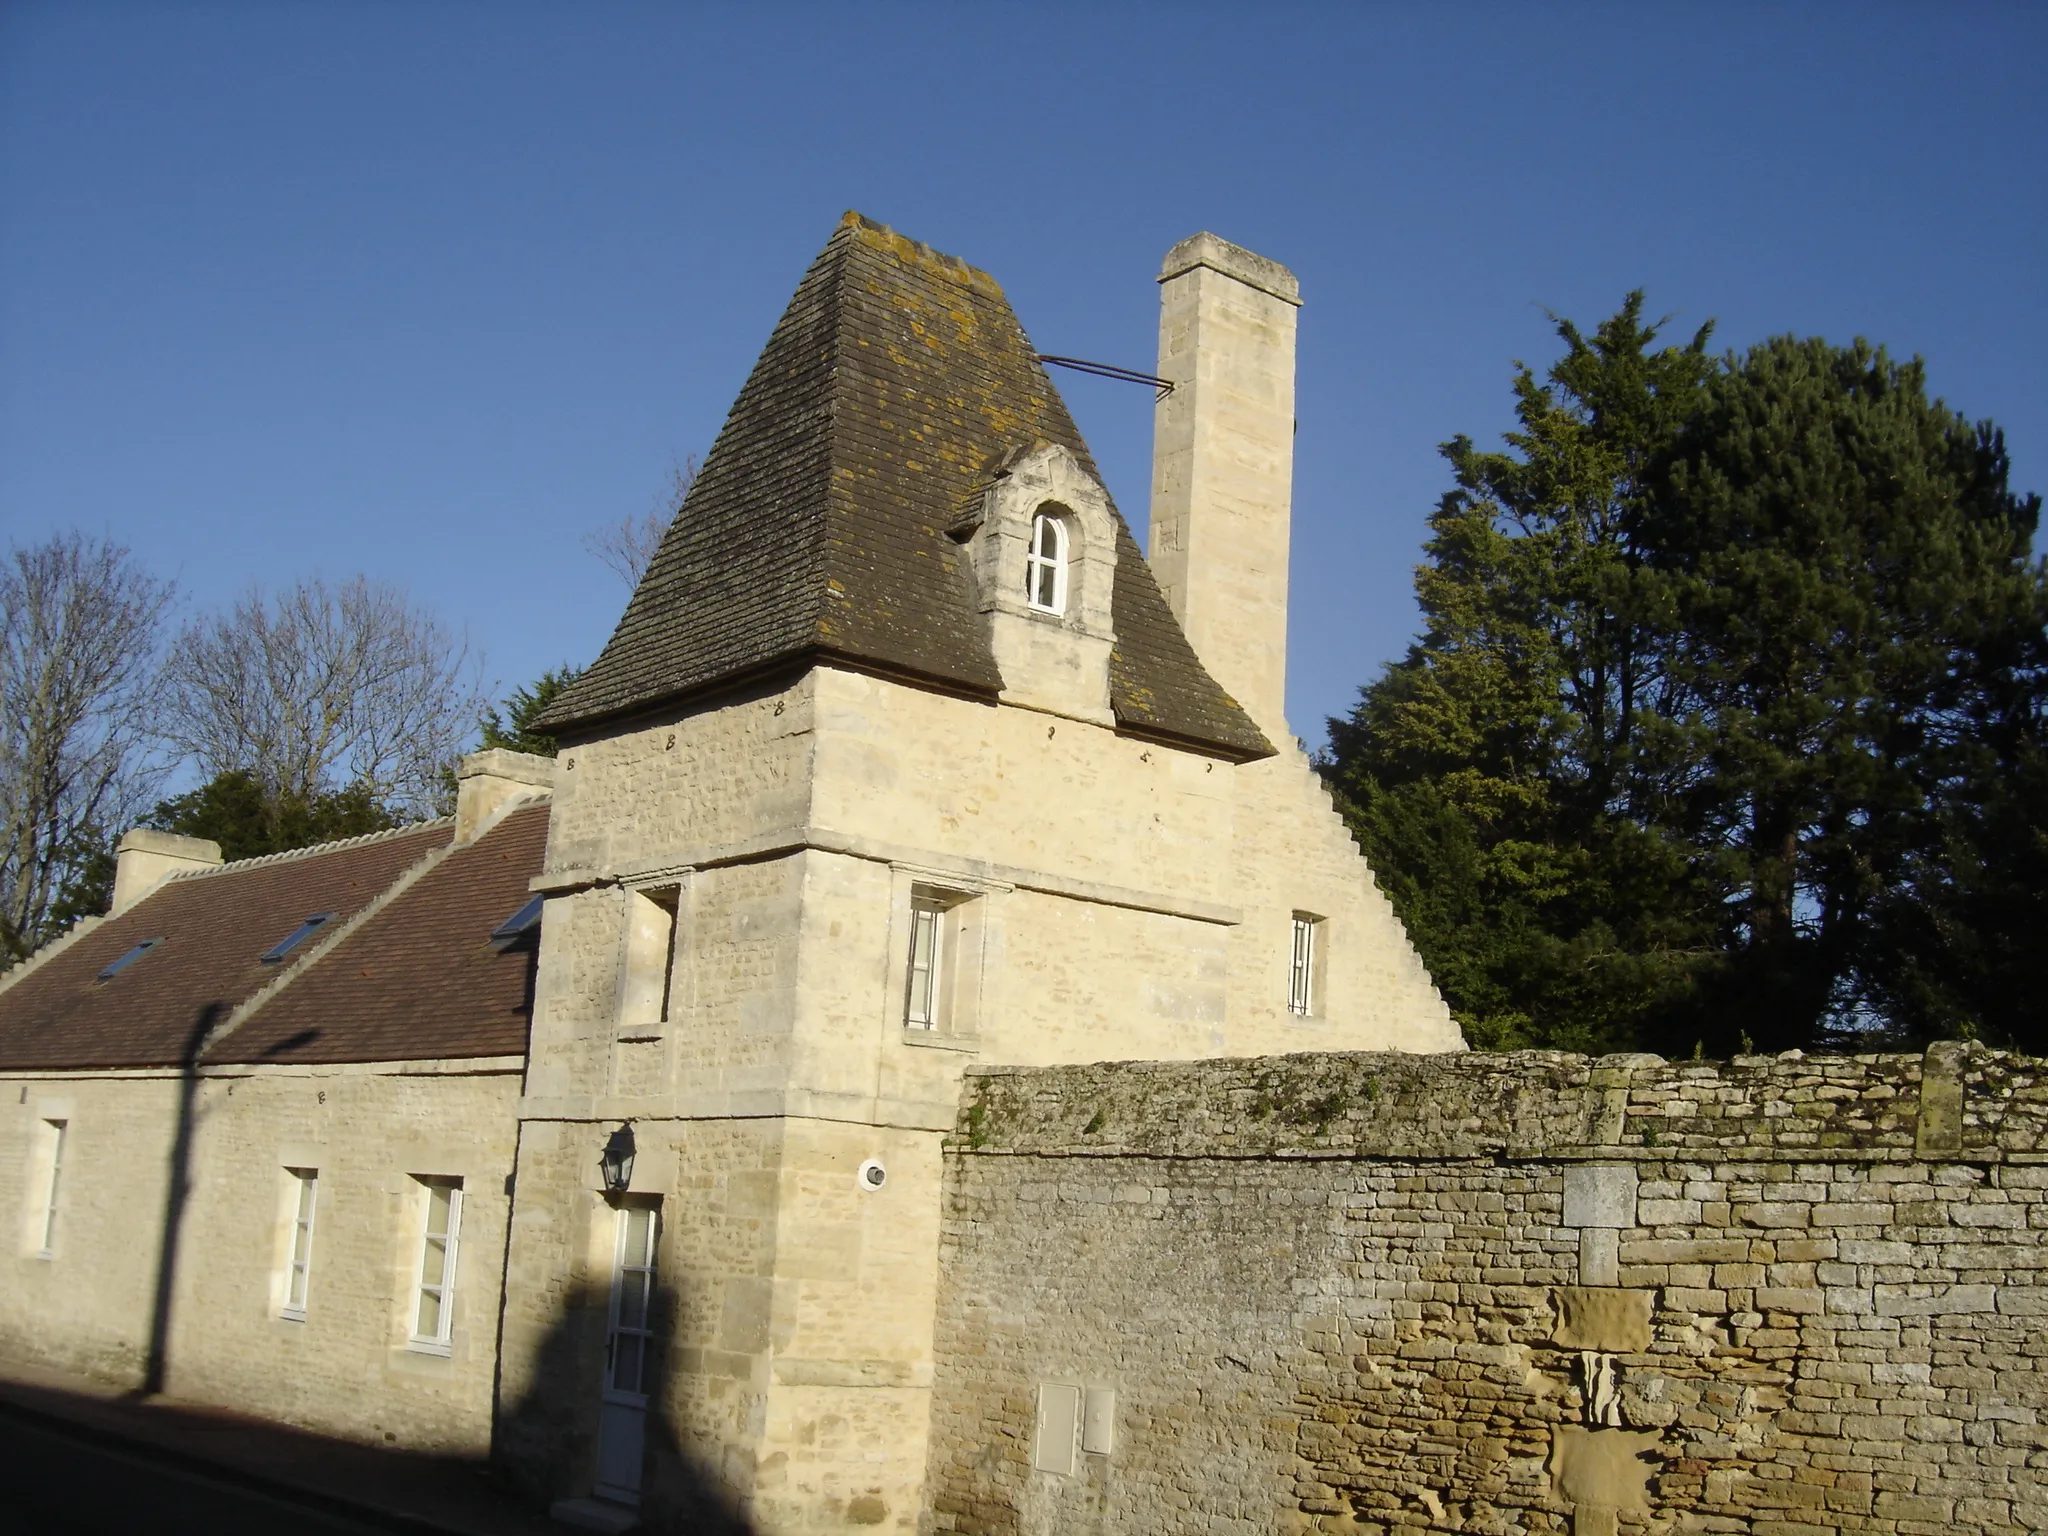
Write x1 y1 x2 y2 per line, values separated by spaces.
842 210 1006 301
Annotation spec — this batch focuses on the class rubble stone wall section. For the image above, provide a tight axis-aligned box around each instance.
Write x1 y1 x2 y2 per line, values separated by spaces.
924 1046 2047 1536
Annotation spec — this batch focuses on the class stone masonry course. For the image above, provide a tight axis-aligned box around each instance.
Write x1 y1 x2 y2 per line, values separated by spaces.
925 1046 2047 1536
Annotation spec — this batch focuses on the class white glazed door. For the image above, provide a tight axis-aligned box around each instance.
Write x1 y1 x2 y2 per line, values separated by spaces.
595 1204 657 1504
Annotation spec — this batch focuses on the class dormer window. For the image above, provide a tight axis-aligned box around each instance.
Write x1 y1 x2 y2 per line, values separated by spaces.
959 445 1118 724
1024 508 1069 615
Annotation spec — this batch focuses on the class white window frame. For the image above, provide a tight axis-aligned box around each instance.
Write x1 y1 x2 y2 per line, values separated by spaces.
35 1119 66 1259
282 1168 318 1320
886 872 999 1049
606 1202 660 1402
903 895 947 1030
408 1177 463 1355
1024 508 1070 615
1289 913 1321 1018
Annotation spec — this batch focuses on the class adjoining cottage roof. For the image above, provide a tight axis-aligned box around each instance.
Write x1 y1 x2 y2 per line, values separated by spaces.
0 822 453 1071
0 804 552 1073
537 213 1272 761
208 802 549 1066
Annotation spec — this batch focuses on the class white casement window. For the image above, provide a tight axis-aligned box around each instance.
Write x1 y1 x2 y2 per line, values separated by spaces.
35 1119 67 1259
1024 509 1069 615
282 1169 318 1319
904 895 947 1030
892 879 989 1044
409 1178 463 1354
1289 914 1321 1017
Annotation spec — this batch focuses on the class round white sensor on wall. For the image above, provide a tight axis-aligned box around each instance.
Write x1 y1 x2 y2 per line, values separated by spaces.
857 1159 887 1191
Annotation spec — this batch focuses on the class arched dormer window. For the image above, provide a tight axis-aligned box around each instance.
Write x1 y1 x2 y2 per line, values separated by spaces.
959 446 1118 724
1024 507 1070 615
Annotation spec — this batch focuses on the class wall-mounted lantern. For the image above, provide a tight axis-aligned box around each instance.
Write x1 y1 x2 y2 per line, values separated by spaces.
600 1122 637 1195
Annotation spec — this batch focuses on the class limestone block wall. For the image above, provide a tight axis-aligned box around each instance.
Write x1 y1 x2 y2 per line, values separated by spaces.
808 667 1237 914
1224 745 1456 1053
1 1075 181 1382
545 674 817 879
514 659 1458 1533
0 1064 521 1453
925 1046 2047 1536
497 1110 946 1534
807 667 1454 1060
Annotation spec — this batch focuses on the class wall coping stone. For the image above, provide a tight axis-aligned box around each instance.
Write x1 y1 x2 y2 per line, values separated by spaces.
953 1044 2045 1163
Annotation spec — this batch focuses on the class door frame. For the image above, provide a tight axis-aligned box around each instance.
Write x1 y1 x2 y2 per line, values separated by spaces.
593 1197 660 1506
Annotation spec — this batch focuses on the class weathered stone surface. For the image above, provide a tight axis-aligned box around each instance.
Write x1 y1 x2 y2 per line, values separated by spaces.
1550 1425 1661 1511
927 1046 2048 1536
1553 1288 1653 1351
1564 1164 1639 1229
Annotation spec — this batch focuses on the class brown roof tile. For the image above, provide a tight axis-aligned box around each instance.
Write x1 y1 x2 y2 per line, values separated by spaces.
0 823 453 1071
207 803 549 1066
537 213 1271 761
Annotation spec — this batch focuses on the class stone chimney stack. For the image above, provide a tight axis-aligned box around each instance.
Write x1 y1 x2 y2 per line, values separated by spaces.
1148 232 1300 745
453 748 555 844
112 829 223 912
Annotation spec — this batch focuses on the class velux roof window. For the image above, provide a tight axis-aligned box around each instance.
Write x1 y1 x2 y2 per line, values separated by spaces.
490 894 545 952
259 913 337 965
97 938 165 982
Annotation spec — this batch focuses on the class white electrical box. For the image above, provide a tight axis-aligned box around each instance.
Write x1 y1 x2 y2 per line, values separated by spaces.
1081 1386 1116 1455
1033 1383 1080 1475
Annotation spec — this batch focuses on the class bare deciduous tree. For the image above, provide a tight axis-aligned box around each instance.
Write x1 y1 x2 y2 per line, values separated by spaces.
584 455 697 589
160 576 482 821
0 534 174 962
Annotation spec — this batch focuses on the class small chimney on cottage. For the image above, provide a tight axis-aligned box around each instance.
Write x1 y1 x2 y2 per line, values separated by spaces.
112 829 224 912
453 748 555 844
1148 232 1301 746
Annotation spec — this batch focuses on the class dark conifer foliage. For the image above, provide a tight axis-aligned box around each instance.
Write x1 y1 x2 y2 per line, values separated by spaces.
145 769 399 863
479 666 581 757
1326 300 2045 1056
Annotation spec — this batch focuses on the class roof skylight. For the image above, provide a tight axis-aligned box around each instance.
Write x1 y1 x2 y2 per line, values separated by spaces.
97 938 165 982
259 913 338 965
490 894 545 951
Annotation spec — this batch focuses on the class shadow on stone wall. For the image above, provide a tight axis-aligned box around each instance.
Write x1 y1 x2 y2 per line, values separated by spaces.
135 1000 225 1398
495 1265 754 1534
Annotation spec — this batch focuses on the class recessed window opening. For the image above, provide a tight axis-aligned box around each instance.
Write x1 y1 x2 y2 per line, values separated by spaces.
1024 507 1070 616
904 895 947 1030
260 913 337 965
409 1178 463 1354
1289 914 1321 1017
96 938 164 982
36 1120 66 1258
282 1169 318 1319
618 886 681 1030
490 893 545 951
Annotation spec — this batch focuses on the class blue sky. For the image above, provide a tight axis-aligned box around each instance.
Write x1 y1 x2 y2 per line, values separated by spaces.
4 1 2042 757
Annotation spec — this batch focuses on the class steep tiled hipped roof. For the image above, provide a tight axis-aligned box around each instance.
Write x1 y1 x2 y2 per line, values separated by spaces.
0 823 452 1070
538 213 1271 760
208 802 549 1065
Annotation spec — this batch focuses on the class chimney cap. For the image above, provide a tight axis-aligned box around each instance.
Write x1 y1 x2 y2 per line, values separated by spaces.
455 748 556 788
115 828 224 863
1158 232 1300 306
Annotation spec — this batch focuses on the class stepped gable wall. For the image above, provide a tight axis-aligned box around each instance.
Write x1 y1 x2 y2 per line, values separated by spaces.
925 1045 2047 1536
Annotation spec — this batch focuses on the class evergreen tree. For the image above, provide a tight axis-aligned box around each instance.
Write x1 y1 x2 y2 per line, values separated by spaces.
1646 338 2044 1050
143 769 399 863
1327 295 1723 1051
480 666 580 757
1328 305 2045 1055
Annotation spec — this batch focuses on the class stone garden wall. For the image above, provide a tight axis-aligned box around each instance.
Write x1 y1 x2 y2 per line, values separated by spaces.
923 1045 2047 1536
